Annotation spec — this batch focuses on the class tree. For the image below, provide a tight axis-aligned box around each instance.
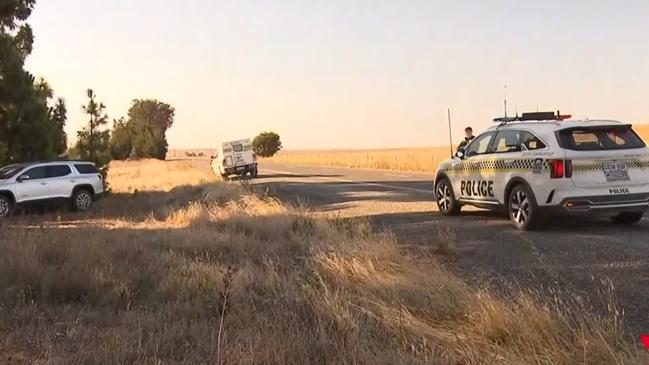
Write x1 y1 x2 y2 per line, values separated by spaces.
73 89 111 166
126 99 175 159
0 0 64 164
49 97 67 155
110 117 132 160
32 78 66 156
252 132 282 157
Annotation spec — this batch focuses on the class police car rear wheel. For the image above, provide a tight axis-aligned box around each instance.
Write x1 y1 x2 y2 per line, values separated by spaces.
610 211 644 225
508 184 542 230
436 178 460 215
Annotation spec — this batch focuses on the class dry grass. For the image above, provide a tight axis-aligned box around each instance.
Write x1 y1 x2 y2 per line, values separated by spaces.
108 159 216 193
269 125 649 172
268 146 451 172
0 159 645 364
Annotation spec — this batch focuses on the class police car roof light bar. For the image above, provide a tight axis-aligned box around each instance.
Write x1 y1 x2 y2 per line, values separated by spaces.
493 110 572 124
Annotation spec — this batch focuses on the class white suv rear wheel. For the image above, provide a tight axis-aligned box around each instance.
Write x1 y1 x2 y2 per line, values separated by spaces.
72 189 93 212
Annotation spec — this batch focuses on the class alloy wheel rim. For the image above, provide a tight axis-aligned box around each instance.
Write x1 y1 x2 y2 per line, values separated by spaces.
510 190 530 224
437 183 451 212
76 193 91 210
0 198 9 217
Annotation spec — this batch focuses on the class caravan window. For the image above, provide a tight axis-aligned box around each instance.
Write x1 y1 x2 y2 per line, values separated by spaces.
233 144 243 152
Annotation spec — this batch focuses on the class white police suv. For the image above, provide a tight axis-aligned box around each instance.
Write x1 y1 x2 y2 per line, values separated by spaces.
434 112 649 230
0 160 104 218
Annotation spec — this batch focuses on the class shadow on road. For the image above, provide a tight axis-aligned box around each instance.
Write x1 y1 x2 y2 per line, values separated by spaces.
259 173 344 179
258 179 434 208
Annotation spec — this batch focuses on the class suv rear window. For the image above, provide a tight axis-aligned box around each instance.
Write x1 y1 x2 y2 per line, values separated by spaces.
75 164 99 174
557 126 646 151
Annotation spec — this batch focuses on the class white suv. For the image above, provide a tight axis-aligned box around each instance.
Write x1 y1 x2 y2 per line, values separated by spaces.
434 113 649 230
0 161 105 217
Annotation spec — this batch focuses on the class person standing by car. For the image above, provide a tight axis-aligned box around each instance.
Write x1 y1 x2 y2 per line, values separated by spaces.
457 127 475 152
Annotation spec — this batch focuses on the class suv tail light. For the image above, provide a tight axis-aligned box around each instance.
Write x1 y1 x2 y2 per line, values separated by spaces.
564 159 573 178
550 159 573 179
550 159 564 179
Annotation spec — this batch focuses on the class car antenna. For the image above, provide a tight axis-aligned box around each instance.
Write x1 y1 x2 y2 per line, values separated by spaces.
447 108 454 158
515 102 519 118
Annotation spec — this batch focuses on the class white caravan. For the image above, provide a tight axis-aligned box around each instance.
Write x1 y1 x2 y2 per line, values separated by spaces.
211 139 258 179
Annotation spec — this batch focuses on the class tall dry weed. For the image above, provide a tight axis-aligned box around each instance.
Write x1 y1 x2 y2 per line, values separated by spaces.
0 159 644 364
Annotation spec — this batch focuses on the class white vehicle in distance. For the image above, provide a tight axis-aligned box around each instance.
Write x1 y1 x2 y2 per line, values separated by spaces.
0 160 105 218
211 138 258 179
434 111 649 230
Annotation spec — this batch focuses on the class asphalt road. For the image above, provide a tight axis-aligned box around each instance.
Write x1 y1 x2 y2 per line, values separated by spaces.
255 161 649 337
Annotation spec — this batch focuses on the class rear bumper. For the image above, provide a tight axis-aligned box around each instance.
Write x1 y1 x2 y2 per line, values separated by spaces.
224 163 257 175
543 193 649 215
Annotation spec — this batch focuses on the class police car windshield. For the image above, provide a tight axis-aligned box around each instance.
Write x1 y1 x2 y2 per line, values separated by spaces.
558 126 645 151
0 163 28 179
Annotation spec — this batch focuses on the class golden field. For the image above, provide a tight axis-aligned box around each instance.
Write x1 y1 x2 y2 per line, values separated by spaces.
268 146 451 172
0 160 645 364
270 124 649 172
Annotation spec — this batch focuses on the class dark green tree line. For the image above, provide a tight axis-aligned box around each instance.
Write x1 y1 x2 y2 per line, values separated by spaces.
0 0 67 165
1 1 175 168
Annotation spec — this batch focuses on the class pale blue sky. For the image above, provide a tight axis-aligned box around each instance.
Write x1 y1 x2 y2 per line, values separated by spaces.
26 0 649 149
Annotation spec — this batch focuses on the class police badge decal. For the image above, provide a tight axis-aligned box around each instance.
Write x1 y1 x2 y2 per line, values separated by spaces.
532 158 544 174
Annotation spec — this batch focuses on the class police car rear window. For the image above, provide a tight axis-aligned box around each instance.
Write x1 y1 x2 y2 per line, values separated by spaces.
558 126 645 151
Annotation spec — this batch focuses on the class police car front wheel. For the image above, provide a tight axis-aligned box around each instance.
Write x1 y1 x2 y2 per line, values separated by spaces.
435 178 461 216
507 184 543 230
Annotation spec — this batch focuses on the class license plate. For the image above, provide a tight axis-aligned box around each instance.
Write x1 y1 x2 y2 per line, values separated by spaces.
602 161 630 182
